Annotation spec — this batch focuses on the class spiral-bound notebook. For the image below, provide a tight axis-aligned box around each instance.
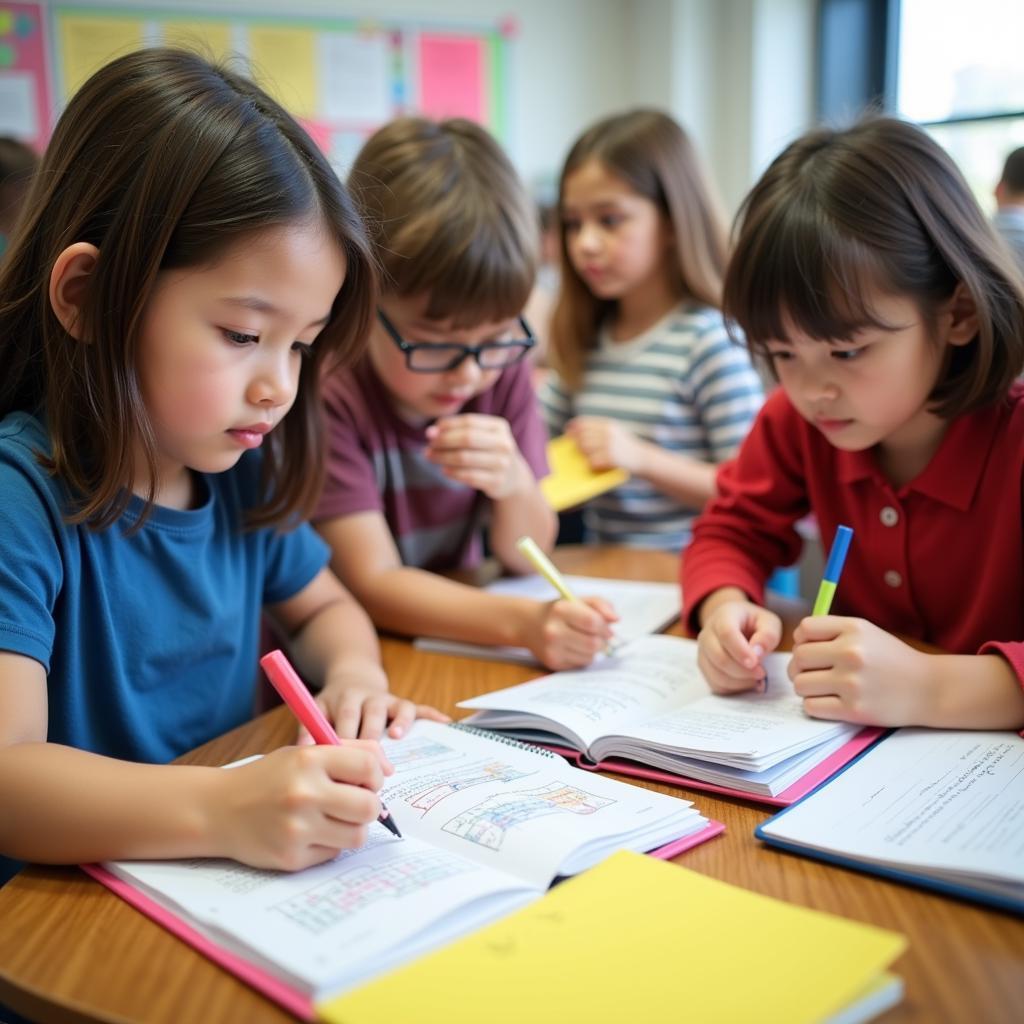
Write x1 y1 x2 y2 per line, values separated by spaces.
82 721 722 1019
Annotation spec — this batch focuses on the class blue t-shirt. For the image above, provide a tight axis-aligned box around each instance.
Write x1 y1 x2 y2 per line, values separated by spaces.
0 412 329 884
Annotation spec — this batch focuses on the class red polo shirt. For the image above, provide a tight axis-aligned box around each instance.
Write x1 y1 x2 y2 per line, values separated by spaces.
682 384 1024 689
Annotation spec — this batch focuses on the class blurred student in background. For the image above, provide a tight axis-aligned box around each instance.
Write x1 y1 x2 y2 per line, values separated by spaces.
540 109 763 551
993 145 1024 271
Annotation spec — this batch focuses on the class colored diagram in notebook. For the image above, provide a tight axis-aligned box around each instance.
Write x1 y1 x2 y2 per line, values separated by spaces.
385 735 454 770
408 759 535 812
442 782 615 851
270 849 465 935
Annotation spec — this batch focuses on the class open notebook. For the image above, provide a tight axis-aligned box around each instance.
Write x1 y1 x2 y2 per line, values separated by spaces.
459 634 883 805
82 721 720 1018
414 574 681 664
321 851 906 1024
757 728 1024 914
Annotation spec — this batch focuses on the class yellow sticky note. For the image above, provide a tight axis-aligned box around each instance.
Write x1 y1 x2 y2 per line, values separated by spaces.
248 27 317 119
58 15 145 99
318 851 906 1024
540 435 628 512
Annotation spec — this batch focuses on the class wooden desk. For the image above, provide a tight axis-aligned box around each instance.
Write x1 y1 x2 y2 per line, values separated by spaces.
1 547 1021 1023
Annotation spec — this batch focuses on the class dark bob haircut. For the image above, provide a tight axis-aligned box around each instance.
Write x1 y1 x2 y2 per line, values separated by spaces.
723 116 1024 418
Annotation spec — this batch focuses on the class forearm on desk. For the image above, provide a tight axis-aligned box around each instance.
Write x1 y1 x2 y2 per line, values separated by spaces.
346 565 544 648
0 743 223 864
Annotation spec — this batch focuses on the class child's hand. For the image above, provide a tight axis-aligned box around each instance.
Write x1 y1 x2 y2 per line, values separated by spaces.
425 414 532 500
214 743 388 871
696 599 782 694
524 597 619 670
789 616 931 725
566 416 649 474
304 665 450 742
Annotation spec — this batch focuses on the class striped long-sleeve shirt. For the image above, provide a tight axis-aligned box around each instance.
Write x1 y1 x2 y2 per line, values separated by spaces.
539 303 764 550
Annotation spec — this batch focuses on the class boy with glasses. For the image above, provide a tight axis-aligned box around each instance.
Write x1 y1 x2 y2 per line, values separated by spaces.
314 118 617 670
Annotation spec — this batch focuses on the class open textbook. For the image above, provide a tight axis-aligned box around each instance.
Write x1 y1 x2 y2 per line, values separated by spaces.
414 574 681 664
757 729 1024 914
82 721 719 1018
459 634 883 803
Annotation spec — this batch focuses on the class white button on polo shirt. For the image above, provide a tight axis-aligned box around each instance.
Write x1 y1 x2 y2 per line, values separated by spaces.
884 570 902 588
880 506 899 527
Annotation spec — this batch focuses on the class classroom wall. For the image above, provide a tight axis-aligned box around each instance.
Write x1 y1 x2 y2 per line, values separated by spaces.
50 0 630 196
621 0 816 217
374 0 630 195
50 0 817 217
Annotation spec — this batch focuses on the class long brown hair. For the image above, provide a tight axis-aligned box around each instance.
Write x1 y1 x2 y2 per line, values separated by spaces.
723 116 1024 418
0 47 376 529
550 109 729 389
348 116 537 327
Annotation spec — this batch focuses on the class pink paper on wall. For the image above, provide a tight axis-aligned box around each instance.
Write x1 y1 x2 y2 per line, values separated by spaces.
0 2 51 151
298 117 333 156
417 33 486 123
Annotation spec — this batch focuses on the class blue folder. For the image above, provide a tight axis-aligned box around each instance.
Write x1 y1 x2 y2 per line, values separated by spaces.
755 737 1024 917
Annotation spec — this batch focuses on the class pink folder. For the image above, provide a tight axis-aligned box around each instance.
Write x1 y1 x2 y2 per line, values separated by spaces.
541 727 886 807
79 819 724 1020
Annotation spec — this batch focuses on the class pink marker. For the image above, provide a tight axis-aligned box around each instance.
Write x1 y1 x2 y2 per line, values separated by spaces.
260 649 401 838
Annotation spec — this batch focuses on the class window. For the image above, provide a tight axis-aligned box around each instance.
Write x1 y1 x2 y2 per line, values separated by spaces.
897 0 1024 211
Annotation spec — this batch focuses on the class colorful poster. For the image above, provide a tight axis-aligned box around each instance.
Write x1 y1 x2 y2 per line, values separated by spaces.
21 9 507 155
57 13 144 99
0 2 50 148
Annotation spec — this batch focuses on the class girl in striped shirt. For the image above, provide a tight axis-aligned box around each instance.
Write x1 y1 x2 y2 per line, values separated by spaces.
540 110 763 550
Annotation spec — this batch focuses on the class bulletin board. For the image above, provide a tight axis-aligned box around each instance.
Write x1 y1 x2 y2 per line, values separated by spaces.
0 1 513 173
0 2 52 150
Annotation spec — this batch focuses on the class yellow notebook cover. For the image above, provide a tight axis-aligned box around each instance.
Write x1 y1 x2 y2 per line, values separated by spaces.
540 435 629 511
318 850 906 1024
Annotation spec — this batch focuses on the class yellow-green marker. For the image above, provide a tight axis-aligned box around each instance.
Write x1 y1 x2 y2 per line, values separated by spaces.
812 525 854 615
514 535 621 654
514 535 577 603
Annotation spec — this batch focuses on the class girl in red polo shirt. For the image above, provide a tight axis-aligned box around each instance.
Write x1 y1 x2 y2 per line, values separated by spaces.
683 116 1024 731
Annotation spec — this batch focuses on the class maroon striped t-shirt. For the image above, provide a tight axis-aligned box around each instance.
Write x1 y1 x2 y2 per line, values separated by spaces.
316 358 549 570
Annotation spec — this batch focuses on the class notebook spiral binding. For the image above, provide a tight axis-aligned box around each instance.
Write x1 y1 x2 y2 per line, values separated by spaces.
450 722 561 760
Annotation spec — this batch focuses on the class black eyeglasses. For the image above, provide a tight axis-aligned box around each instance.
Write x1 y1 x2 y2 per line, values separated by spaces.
377 310 536 373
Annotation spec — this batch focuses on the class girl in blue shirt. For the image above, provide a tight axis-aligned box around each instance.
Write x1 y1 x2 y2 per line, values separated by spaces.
0 48 444 885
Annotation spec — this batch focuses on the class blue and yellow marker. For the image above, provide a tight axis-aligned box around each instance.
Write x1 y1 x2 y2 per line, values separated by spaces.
812 525 853 616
